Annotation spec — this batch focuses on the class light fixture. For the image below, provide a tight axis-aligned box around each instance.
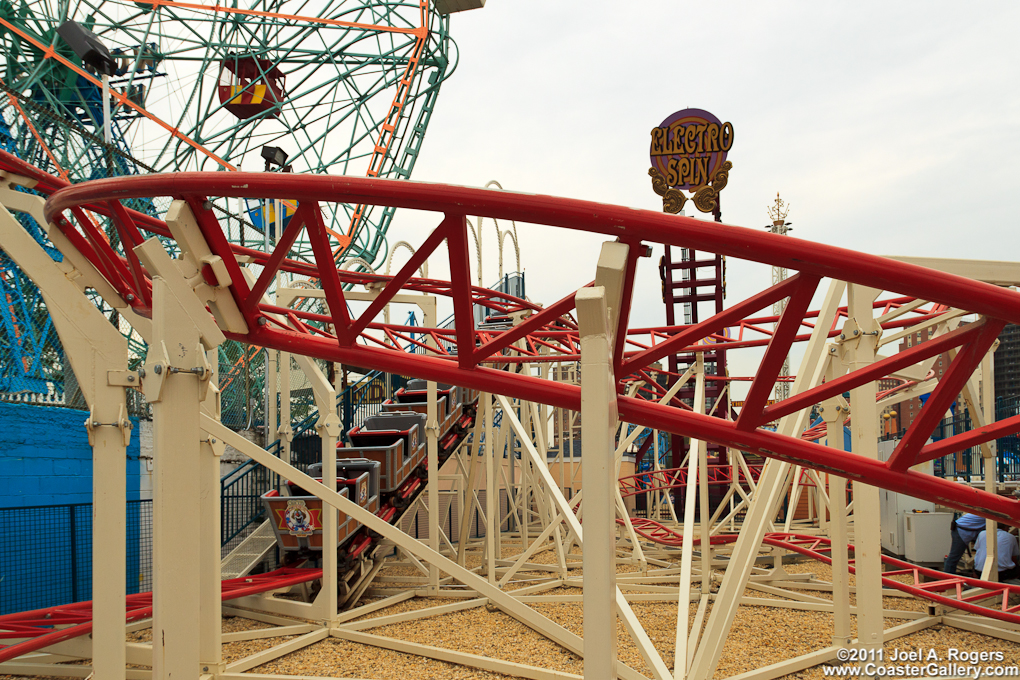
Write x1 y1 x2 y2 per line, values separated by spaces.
58 20 117 145
57 21 117 76
261 145 289 171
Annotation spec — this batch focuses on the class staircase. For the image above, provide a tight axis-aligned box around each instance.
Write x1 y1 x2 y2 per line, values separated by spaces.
220 519 276 579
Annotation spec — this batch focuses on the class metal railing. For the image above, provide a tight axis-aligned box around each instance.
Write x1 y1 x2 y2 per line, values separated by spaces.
0 499 152 615
923 396 1020 484
219 369 406 547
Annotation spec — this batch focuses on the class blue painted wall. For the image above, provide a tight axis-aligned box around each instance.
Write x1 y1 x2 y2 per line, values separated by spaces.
0 401 141 505
0 402 145 614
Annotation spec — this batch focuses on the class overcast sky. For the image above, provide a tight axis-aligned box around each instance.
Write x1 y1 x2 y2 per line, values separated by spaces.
384 1 1020 391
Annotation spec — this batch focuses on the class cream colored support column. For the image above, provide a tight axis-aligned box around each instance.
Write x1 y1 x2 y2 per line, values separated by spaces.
147 278 211 679
89 371 131 680
290 353 341 622
0 183 137 680
134 232 226 680
822 350 852 647
846 284 883 650
427 380 440 594
958 347 1000 580
279 352 293 467
518 396 530 547
674 372 703 679
981 351 998 580
694 356 711 595
577 286 618 680
484 394 497 582
457 415 483 566
315 382 341 622
267 349 277 448
199 346 223 675
689 280 845 680
673 356 710 678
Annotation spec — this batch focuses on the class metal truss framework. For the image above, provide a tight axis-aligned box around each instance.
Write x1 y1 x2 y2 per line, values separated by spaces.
622 522 1020 625
2 151 1020 680
32 162 1020 522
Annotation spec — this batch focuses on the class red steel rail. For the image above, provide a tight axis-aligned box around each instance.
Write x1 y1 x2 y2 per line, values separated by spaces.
623 519 1020 625
0 568 321 663
618 464 766 498
3 152 1018 522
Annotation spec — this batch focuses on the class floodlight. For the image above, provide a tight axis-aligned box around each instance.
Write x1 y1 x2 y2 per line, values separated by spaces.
57 21 117 76
261 145 289 170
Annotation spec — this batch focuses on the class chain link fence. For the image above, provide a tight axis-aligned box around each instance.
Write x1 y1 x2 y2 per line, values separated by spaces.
0 499 152 615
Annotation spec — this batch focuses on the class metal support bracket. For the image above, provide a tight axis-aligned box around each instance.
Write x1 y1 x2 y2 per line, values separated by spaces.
277 423 294 443
142 342 172 403
193 343 214 402
199 254 231 288
85 404 132 447
201 435 225 458
143 341 213 402
316 412 343 438
107 370 140 387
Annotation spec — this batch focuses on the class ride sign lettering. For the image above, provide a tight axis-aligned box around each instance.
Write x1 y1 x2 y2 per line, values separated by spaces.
649 109 733 191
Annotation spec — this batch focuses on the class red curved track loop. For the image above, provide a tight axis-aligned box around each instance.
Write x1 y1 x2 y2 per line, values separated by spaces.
623 518 1020 625
3 150 1019 523
0 567 321 663
618 464 765 498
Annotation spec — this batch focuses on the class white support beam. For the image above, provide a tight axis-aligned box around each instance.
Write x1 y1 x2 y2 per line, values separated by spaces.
689 279 846 680
200 415 589 659
148 277 207 679
577 286 618 680
497 395 672 680
823 349 852 647
0 190 132 680
846 284 884 651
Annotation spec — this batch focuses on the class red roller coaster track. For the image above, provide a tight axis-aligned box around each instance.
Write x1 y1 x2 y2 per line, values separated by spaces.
0 567 321 663
2 150 1019 525
621 518 1020 625
618 464 766 498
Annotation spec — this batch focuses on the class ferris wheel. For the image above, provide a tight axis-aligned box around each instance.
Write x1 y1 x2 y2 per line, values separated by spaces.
0 0 455 265
0 0 458 402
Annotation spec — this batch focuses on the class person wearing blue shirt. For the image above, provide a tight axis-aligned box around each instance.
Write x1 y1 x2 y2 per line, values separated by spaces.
974 529 1020 581
943 513 986 575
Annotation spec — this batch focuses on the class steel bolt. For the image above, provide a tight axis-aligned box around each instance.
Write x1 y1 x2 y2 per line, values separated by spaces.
154 365 162 375
125 293 135 302
257 317 267 326
854 329 859 335
127 375 135 382
203 200 212 211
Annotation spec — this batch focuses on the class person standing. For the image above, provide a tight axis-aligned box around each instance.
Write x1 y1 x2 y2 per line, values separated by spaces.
974 528 1020 581
943 513 985 575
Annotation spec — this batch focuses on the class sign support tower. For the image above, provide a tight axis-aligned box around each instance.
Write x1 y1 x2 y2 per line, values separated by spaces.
767 193 793 402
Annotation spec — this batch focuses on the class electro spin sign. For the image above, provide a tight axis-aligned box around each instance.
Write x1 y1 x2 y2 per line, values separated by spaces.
648 108 733 217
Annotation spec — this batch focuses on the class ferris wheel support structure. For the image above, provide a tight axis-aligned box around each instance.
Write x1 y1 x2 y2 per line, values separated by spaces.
0 0 456 401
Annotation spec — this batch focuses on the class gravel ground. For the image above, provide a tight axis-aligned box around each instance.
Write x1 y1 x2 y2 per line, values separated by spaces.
246 547 1018 679
3 547 1016 679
